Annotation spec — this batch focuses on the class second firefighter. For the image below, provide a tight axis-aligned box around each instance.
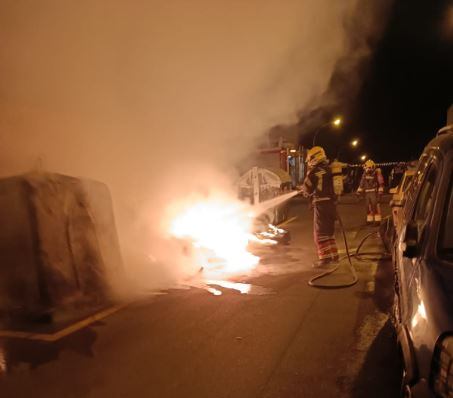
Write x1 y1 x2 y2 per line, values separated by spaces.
357 159 385 224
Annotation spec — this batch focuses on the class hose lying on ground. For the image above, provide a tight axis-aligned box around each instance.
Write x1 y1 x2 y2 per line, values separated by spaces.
308 212 391 289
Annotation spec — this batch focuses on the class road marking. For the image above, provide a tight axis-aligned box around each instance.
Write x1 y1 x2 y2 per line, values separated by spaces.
366 281 375 293
0 303 127 342
277 216 298 228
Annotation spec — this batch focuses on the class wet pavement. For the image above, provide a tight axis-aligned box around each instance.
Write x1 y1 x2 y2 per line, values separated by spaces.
0 195 402 398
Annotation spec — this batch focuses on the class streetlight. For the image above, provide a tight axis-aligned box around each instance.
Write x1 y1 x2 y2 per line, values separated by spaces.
312 116 343 146
336 138 359 159
360 154 367 161
332 117 342 127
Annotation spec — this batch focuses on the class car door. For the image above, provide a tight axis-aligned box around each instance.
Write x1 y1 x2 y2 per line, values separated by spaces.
395 155 428 320
397 158 440 326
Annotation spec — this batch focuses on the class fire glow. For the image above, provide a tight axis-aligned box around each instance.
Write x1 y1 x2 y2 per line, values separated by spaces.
168 195 260 277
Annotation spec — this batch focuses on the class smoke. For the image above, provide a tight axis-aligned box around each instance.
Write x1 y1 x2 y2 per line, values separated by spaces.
0 0 390 291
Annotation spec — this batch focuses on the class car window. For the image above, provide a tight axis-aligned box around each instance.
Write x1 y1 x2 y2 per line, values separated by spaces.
439 174 453 261
413 155 429 189
412 164 437 227
403 156 429 218
402 174 414 192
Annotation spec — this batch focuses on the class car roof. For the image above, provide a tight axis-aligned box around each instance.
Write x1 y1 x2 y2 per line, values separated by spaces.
424 126 453 156
438 124 453 136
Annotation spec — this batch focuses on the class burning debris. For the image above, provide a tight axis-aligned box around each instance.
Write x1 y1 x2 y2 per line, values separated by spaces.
250 224 291 246
168 194 259 278
166 192 291 280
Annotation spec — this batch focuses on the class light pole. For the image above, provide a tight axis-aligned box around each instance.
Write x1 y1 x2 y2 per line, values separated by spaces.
312 117 342 147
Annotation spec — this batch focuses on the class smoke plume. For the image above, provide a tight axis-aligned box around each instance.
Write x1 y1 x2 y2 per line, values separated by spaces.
0 0 390 291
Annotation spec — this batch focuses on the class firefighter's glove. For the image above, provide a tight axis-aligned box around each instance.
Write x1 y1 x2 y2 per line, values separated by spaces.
300 188 310 198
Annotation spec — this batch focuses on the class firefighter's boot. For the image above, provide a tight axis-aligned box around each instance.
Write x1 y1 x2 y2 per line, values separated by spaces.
312 258 338 268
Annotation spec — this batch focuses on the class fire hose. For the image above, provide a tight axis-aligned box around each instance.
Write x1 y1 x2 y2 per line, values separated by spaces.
308 211 392 289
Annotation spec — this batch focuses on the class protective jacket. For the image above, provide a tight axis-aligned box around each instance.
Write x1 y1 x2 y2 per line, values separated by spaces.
357 169 384 194
302 162 336 203
330 159 347 175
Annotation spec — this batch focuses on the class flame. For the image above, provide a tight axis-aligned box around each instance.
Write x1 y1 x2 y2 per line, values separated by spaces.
168 194 259 277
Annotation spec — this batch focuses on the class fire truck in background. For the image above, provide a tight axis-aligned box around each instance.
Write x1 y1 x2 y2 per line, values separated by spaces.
250 137 306 189
237 137 304 226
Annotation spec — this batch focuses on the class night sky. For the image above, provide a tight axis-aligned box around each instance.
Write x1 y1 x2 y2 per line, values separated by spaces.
300 0 453 164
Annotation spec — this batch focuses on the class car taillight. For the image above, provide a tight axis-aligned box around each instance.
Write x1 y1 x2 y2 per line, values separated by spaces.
432 335 453 397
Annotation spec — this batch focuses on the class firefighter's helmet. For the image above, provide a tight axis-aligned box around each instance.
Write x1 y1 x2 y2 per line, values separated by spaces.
364 159 376 170
306 146 327 167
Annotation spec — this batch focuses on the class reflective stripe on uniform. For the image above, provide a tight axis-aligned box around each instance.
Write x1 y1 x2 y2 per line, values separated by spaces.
316 236 338 260
312 197 331 203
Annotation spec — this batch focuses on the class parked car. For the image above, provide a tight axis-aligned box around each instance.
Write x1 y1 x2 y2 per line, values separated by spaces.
390 166 416 231
390 162 409 190
393 124 453 397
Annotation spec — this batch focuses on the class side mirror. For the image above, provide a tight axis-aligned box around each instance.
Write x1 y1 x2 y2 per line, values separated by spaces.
390 199 404 208
403 221 419 258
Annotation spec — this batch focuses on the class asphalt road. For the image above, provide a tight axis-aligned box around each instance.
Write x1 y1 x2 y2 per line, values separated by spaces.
0 196 402 398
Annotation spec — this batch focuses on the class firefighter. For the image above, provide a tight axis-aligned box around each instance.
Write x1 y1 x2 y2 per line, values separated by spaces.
301 146 339 267
357 159 384 224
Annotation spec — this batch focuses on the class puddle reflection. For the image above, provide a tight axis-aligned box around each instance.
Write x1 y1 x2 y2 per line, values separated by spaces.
204 280 273 296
